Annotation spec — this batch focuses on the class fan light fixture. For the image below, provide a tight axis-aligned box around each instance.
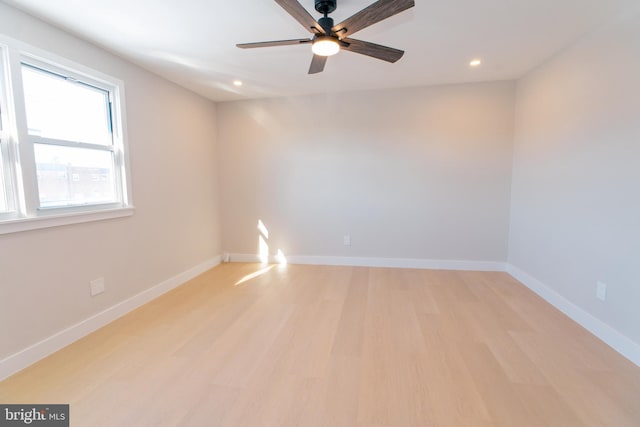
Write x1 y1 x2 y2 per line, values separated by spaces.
236 0 415 74
312 36 340 56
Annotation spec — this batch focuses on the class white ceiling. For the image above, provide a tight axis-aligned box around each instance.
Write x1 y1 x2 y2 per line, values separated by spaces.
2 0 638 102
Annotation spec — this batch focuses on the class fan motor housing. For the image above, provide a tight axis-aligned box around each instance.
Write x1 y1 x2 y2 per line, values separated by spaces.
315 0 337 15
318 16 334 33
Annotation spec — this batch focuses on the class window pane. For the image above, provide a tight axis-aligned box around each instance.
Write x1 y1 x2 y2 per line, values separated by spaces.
22 65 112 146
34 144 116 208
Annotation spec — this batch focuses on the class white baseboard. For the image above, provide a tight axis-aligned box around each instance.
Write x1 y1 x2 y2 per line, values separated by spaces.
227 253 264 263
0 256 221 381
228 253 506 272
507 264 640 367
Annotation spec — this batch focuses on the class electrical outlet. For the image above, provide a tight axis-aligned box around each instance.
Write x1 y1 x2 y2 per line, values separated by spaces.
90 277 105 297
343 235 351 246
596 281 607 301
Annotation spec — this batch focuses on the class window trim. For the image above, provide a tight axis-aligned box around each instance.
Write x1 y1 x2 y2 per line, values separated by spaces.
0 34 134 235
0 42 18 220
0 206 134 235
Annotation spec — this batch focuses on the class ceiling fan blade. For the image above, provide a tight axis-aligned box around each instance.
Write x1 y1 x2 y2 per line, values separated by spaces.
274 0 325 34
341 38 404 63
308 54 328 74
237 38 312 49
332 0 414 38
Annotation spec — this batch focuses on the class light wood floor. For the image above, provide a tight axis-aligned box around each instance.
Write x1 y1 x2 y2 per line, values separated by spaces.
2 263 640 426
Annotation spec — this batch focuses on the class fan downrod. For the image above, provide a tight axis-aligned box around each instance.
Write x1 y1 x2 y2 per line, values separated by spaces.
315 0 337 15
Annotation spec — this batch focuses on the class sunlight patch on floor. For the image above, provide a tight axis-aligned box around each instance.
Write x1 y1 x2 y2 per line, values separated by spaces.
234 265 275 286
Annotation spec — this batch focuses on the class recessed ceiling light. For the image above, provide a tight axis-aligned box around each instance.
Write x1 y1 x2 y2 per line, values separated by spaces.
233 80 243 87
469 59 482 67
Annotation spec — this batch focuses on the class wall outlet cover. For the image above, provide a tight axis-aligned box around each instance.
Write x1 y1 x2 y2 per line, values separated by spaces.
90 278 105 297
596 281 607 301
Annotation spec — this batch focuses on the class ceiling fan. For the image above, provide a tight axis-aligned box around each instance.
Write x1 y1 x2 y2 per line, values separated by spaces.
237 0 415 74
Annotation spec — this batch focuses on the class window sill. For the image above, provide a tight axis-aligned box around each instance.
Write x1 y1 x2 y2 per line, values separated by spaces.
0 206 134 235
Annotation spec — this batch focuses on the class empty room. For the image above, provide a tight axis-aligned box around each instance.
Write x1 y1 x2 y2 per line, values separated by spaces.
1 0 639 425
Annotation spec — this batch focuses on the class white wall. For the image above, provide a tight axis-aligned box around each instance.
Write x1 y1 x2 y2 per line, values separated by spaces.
509 9 640 344
218 82 515 264
0 4 220 359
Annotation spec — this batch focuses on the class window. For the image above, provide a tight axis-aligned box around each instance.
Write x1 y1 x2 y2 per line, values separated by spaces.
23 64 118 208
0 37 132 234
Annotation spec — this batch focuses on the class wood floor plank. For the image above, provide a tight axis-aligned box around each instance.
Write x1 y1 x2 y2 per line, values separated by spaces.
1 263 640 426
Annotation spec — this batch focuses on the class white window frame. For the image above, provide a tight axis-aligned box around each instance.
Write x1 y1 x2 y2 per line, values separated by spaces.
0 35 133 235
0 43 17 219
